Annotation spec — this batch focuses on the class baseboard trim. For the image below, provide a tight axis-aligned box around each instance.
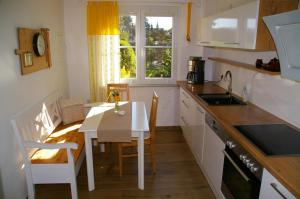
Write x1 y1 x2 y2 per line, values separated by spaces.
156 126 182 132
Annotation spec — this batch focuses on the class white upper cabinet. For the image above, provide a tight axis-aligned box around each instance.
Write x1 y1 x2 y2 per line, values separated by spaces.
238 1 259 49
198 1 259 49
198 16 213 46
211 6 241 48
198 0 299 50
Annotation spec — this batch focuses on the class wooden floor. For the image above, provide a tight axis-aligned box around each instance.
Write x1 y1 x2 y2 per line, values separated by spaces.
36 129 215 199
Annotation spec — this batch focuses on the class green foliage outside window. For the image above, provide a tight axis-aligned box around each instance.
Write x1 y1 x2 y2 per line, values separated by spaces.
120 16 172 79
120 39 136 78
120 16 136 78
145 17 172 78
146 48 172 78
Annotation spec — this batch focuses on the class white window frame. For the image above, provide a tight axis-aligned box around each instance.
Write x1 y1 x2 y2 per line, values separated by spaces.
119 5 179 85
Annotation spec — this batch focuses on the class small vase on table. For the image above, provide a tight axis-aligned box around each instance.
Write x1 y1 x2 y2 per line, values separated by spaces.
112 91 120 113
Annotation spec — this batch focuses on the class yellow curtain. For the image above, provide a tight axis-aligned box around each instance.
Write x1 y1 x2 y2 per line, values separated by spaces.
87 2 119 35
87 1 120 102
186 2 192 41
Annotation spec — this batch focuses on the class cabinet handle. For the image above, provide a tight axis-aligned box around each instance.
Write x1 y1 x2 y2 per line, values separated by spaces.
223 150 250 182
224 42 240 45
270 183 288 199
196 106 204 113
181 116 188 126
181 91 189 99
182 100 189 109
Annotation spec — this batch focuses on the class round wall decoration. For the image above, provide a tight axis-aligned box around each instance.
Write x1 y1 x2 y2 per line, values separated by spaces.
32 33 46 56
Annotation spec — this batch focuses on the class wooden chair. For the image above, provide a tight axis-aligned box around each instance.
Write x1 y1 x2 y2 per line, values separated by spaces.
102 83 130 156
117 92 158 176
107 83 129 102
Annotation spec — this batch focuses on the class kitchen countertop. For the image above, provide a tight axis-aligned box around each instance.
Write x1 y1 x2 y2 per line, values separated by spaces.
177 81 300 198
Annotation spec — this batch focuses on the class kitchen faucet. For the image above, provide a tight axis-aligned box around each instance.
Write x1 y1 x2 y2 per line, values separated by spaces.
224 70 232 95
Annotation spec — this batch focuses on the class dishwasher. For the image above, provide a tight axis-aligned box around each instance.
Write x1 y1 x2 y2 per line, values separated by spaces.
204 113 263 199
203 113 226 199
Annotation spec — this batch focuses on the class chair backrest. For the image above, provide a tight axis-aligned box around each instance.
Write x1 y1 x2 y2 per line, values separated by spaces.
149 91 158 141
107 83 130 102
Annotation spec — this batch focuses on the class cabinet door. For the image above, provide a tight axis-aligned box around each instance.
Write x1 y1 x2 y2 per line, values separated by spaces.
239 0 259 49
179 99 188 142
197 0 298 50
191 103 205 167
198 16 213 46
211 9 240 48
259 169 296 199
203 123 225 198
179 88 193 148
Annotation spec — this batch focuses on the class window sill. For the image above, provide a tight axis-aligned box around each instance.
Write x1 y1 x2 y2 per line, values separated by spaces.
129 84 178 87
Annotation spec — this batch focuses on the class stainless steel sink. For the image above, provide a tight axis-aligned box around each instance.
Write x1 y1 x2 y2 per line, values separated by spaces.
197 93 246 105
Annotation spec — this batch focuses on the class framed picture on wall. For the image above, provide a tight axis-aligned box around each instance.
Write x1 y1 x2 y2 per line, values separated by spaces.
24 52 33 67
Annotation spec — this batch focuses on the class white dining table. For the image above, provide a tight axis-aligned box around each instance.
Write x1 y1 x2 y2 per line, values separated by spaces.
79 101 149 191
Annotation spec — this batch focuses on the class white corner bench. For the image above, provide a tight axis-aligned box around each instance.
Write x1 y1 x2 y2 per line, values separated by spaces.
11 92 85 199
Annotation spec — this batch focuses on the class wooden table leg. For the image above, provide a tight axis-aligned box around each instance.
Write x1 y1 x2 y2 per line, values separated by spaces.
138 131 144 190
85 133 95 191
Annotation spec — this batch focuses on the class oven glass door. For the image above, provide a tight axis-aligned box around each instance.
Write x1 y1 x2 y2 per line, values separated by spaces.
221 148 261 199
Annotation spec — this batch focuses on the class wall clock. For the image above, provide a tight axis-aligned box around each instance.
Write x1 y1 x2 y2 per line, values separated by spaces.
32 33 46 56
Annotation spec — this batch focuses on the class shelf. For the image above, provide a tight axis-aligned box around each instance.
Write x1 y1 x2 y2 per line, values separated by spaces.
208 57 281 76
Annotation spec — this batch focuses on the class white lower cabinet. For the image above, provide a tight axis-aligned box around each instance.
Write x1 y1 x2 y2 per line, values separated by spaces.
179 88 193 147
179 88 223 198
179 88 205 168
179 89 297 199
259 169 296 199
191 103 205 167
203 123 225 199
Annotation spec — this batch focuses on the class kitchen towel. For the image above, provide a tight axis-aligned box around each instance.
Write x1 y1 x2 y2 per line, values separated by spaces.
97 102 132 142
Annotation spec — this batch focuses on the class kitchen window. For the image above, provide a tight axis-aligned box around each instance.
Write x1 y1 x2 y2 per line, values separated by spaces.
119 6 178 84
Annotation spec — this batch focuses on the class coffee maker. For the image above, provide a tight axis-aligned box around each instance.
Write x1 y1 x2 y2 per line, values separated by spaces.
187 57 205 84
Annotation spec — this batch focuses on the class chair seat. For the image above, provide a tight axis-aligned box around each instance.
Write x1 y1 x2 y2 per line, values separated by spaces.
121 137 151 147
31 121 84 164
130 131 150 140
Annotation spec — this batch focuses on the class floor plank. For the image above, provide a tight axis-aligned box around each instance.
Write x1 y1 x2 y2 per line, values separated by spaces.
35 130 215 199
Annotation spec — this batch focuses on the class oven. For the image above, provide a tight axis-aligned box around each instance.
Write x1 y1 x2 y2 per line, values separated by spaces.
205 113 263 199
221 139 263 199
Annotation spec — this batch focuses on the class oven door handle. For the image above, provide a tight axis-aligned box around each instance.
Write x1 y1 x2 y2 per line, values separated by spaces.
270 183 288 199
223 150 250 182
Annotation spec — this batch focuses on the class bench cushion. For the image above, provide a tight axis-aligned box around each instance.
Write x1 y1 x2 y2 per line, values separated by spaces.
31 121 84 164
59 98 85 125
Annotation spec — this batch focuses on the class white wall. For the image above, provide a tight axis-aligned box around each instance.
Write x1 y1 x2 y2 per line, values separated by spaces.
64 0 90 101
177 2 203 80
0 0 69 198
64 0 203 126
130 86 179 126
